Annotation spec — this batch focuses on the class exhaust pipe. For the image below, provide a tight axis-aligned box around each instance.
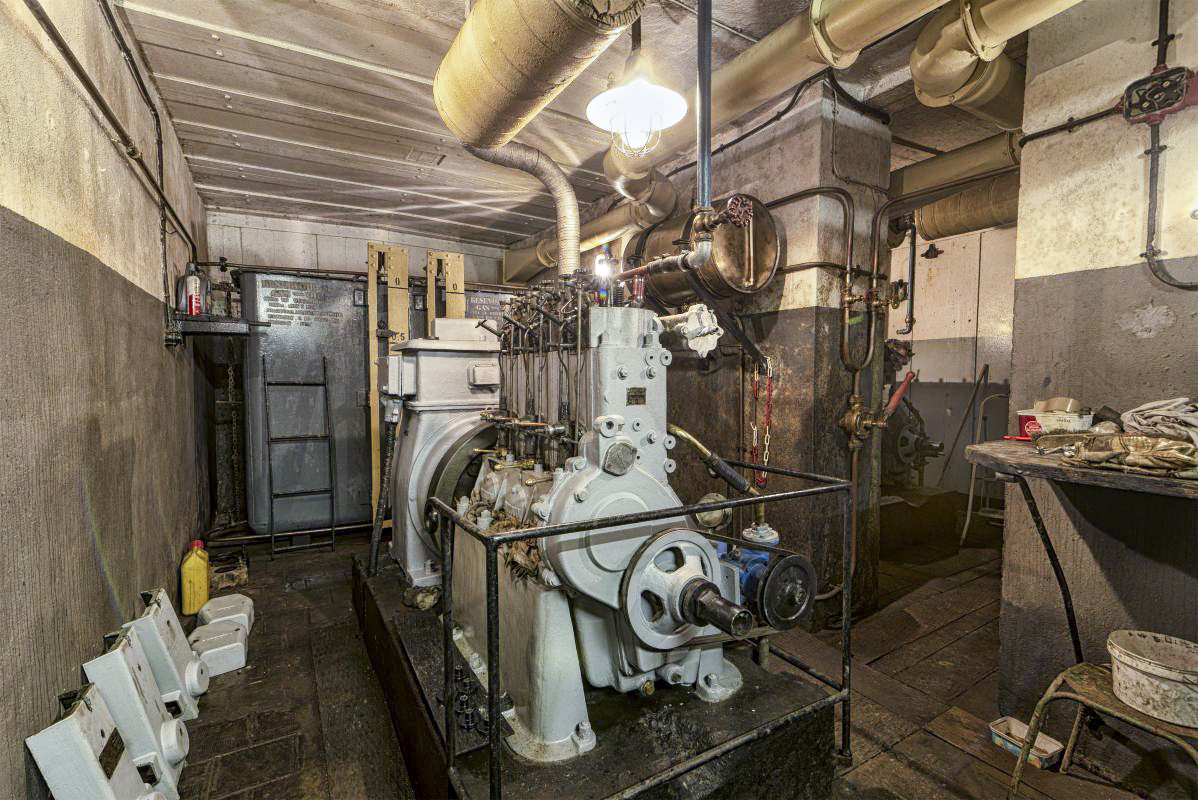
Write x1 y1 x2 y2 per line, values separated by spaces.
915 172 1020 240
467 143 581 276
910 0 1084 129
504 168 677 282
890 132 1021 199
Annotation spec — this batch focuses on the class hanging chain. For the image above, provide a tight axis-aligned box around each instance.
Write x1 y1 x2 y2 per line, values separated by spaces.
749 361 760 466
749 356 776 488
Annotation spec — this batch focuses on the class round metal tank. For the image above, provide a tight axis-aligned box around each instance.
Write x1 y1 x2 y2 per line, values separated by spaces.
625 194 779 306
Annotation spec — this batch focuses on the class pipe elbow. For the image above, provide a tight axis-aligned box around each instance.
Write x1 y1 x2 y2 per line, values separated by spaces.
467 143 580 276
604 148 655 200
685 238 713 270
910 0 1084 131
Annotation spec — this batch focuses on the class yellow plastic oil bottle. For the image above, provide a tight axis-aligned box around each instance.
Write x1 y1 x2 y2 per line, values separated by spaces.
181 539 209 615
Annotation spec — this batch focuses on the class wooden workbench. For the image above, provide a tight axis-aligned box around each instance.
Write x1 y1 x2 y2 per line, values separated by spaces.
965 439 1198 791
966 440 1198 499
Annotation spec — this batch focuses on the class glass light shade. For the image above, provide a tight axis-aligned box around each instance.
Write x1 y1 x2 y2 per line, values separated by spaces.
586 77 688 157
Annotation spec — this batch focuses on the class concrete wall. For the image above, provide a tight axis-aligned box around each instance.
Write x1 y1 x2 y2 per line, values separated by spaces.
887 226 1015 492
0 1 207 796
888 227 1016 385
1001 2 1198 794
206 211 505 284
664 84 890 615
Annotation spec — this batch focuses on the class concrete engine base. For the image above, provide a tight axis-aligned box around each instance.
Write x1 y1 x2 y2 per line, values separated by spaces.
352 556 835 800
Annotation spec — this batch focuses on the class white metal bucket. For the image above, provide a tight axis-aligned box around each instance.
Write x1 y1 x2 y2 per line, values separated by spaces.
1107 629 1198 728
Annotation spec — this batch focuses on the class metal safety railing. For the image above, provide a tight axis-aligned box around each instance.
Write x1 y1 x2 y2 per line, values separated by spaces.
428 459 855 800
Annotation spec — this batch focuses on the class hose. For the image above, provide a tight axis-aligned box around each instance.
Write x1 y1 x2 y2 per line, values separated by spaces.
368 419 400 575
668 424 765 525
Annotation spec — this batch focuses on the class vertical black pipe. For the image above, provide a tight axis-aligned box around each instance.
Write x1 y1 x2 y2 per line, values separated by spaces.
486 540 502 800
22 0 199 265
1156 0 1171 67
95 0 173 324
368 419 397 575
1016 476 1085 664
1140 0 1196 290
839 477 853 762
696 0 713 210
440 514 457 792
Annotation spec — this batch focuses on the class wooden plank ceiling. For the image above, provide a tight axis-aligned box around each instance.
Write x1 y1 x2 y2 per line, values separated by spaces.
116 0 797 248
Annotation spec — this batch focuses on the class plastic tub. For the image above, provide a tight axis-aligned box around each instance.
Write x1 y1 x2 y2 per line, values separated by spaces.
988 716 1063 769
1108 629 1198 728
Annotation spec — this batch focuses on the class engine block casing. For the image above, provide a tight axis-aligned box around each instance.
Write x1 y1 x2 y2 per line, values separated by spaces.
451 306 745 762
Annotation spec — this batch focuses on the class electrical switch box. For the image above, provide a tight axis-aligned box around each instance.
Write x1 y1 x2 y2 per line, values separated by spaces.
84 628 189 800
124 589 209 721
26 684 164 800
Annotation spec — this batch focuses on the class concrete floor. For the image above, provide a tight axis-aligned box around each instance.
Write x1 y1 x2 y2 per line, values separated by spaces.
180 532 1139 800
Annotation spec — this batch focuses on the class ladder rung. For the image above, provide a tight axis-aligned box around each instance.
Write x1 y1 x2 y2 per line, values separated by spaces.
267 434 330 443
267 380 327 387
272 539 335 554
271 489 333 499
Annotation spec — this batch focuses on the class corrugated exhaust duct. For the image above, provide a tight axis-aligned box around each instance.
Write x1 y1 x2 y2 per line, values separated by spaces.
910 0 1084 129
890 132 1021 199
433 0 642 148
915 172 1020 239
467 143 581 276
504 168 677 281
607 0 952 188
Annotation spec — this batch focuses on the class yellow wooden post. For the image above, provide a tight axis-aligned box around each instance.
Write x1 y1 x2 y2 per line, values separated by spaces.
426 251 467 334
443 252 466 318
384 245 410 348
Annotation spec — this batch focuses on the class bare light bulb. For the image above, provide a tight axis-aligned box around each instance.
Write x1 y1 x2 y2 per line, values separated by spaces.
594 255 613 279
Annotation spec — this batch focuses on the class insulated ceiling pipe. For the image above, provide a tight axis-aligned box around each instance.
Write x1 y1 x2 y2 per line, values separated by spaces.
433 0 642 148
910 0 1084 130
915 171 1020 239
504 172 677 281
467 143 581 275
606 0 952 193
889 131 1021 198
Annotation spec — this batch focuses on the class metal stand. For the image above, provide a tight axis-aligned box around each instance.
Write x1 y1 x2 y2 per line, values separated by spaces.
262 355 339 555
433 459 854 800
1008 662 1198 799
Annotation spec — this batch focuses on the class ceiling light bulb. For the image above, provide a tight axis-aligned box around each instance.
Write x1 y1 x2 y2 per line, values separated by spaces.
586 77 687 158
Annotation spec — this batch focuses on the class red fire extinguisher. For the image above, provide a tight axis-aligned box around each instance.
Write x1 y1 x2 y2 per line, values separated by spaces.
177 263 209 317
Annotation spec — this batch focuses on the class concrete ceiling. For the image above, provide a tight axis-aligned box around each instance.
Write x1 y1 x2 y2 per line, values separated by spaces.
117 0 1005 249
